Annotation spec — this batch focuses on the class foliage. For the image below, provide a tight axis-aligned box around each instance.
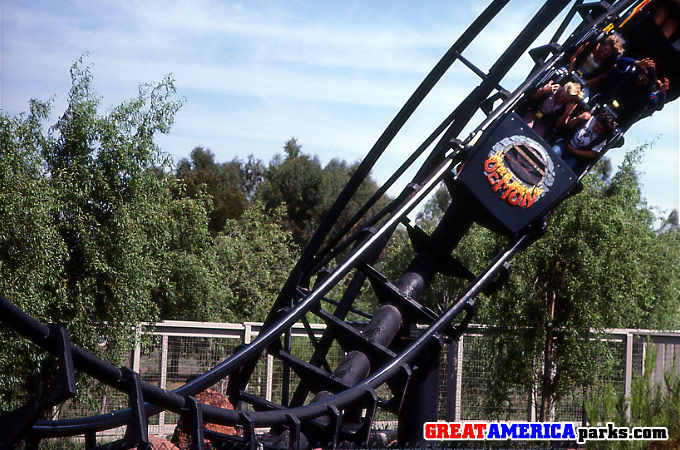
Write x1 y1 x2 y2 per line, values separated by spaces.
584 344 680 449
480 150 680 419
149 180 228 322
176 147 263 234
321 157 391 238
0 57 199 407
40 59 186 360
0 57 304 411
0 98 67 408
256 137 390 249
380 150 680 421
257 138 329 245
215 202 298 322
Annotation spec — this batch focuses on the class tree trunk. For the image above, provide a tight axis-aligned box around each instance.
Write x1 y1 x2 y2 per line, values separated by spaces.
539 291 556 421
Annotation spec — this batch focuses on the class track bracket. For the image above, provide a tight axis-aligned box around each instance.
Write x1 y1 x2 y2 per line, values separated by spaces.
0 324 77 447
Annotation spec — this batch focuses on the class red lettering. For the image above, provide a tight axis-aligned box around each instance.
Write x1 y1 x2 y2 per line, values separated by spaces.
493 174 512 192
521 189 540 208
474 423 488 439
462 423 475 439
500 183 514 199
437 423 449 439
450 423 462 439
484 158 497 172
520 193 529 208
425 423 436 439
507 189 522 205
487 172 500 186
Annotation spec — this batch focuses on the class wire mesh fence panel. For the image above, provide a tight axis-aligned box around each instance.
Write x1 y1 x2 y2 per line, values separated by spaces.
458 332 530 421
372 382 398 425
52 348 135 422
649 337 680 387
438 342 449 420
604 338 627 398
553 337 627 422
460 334 492 421
139 342 162 386
265 353 290 407
164 335 237 390
246 351 270 404
8 320 680 445
553 388 585 423
633 335 646 376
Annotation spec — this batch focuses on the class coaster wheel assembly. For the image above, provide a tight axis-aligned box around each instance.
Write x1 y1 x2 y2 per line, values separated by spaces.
2 0 674 448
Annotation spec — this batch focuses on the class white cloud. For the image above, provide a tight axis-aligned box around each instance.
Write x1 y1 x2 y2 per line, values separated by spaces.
2 0 677 214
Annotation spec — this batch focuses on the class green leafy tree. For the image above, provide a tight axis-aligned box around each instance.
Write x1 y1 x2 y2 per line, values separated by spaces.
215 202 298 322
380 150 680 420
176 147 258 234
0 57 303 408
257 138 329 245
660 209 679 233
0 99 67 407
159 199 297 380
480 150 680 420
257 138 392 251
321 158 392 241
151 183 230 322
0 58 213 407
38 59 187 360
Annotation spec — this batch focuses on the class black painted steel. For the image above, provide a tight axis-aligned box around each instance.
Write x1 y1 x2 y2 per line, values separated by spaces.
306 0 511 269
9 147 462 439
1 1 665 448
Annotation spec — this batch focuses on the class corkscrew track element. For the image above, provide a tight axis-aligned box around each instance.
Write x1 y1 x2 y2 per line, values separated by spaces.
2 0 677 448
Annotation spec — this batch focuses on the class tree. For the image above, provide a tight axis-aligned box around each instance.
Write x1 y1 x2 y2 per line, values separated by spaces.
176 147 258 234
0 57 303 408
478 150 680 420
380 151 680 420
257 138 392 250
0 57 209 407
321 158 392 241
38 59 188 360
257 138 329 245
0 99 67 408
660 209 679 233
215 202 298 322
151 198 299 324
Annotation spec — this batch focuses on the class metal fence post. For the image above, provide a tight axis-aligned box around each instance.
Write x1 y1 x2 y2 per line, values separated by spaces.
131 326 142 373
624 332 633 421
159 334 169 428
244 323 252 344
454 334 464 421
527 384 536 422
445 341 456 421
266 353 275 403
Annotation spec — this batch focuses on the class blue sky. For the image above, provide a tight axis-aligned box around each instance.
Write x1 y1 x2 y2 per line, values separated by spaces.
2 0 678 216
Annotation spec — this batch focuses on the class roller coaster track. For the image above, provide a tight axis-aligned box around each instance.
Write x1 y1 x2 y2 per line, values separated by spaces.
2 0 675 448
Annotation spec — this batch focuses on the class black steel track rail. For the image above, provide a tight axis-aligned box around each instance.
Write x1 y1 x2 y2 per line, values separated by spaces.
303 0 511 272
12 149 460 438
0 0 647 446
1 220 534 438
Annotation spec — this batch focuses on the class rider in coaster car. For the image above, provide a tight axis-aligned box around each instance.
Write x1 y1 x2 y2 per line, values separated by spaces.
521 81 585 139
568 33 625 100
551 109 619 174
597 57 670 129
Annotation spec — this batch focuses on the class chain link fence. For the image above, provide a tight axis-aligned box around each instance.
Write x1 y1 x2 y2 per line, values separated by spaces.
35 321 680 441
